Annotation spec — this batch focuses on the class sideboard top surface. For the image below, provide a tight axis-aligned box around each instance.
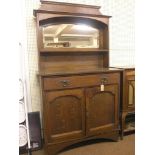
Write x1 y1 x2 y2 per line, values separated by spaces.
39 67 123 77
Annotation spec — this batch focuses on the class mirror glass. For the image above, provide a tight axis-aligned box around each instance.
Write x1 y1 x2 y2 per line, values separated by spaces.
42 24 99 48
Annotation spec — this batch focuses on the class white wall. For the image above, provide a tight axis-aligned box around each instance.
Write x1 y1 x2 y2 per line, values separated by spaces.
24 0 135 112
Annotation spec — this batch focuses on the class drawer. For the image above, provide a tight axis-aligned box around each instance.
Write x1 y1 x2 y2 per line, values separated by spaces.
43 73 120 91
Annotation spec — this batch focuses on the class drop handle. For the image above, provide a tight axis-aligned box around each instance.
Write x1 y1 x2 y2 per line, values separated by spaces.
101 77 108 84
60 80 70 87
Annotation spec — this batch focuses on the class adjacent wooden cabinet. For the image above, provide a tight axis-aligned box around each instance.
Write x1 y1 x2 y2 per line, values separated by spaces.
34 1 122 155
120 68 135 139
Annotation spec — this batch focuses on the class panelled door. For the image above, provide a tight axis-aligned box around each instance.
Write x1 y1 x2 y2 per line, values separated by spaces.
85 85 119 136
44 89 85 143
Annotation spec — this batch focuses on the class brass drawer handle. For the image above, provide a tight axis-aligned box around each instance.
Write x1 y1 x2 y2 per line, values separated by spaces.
60 80 70 87
101 77 108 84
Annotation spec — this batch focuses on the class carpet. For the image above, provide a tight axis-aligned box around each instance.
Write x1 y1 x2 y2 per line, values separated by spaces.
22 134 135 155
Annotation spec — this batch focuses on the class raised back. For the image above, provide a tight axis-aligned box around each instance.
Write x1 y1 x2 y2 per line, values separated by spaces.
34 1 111 75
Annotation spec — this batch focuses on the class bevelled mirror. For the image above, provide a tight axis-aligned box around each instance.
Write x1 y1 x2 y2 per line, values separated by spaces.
42 24 99 48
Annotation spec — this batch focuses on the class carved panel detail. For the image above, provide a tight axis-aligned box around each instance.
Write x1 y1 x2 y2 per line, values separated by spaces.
49 95 82 134
90 92 115 128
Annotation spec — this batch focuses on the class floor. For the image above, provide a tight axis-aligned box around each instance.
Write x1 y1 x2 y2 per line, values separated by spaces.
23 134 135 155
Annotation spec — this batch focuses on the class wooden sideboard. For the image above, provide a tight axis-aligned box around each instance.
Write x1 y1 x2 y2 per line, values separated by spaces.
34 1 123 155
40 70 121 155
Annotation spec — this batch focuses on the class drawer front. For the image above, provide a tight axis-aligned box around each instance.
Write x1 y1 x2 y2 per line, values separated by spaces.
43 73 120 91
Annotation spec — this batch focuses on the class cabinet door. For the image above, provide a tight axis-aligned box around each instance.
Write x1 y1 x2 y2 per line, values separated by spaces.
86 85 119 136
44 89 85 143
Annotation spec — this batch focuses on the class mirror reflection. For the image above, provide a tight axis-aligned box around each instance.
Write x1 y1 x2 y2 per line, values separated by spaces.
43 24 99 48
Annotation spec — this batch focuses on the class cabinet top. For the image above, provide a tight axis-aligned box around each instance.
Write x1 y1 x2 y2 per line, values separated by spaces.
110 66 135 70
34 1 111 18
38 67 123 77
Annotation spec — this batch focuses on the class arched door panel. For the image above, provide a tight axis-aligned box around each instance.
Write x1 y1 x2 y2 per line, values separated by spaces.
86 85 119 136
44 89 85 143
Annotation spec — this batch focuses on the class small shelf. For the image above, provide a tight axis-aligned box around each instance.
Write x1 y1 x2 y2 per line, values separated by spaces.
124 122 135 133
124 112 135 133
40 48 109 53
124 128 135 133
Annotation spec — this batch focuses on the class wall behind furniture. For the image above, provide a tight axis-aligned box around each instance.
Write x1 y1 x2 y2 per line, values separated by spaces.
24 0 134 112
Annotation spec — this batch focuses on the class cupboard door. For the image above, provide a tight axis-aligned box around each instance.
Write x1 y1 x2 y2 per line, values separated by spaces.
86 85 119 136
44 89 85 143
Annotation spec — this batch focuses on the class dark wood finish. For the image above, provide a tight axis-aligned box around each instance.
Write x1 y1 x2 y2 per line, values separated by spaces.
46 130 118 155
120 68 135 139
42 72 120 155
39 67 123 77
34 1 111 18
86 84 119 136
40 48 109 53
40 53 105 74
43 73 120 91
44 89 85 143
34 1 121 155
34 1 111 73
34 1 111 74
